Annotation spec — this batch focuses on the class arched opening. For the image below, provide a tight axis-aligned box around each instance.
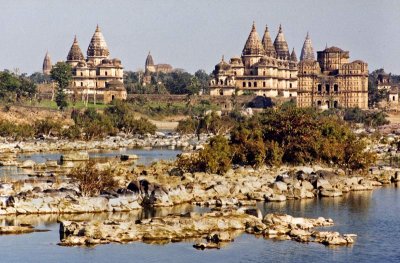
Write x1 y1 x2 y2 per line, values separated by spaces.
326 100 330 108
111 95 115 101
263 82 266 88
263 71 266 76
81 82 83 86
393 96 396 101
317 84 322 92
220 79 223 85
334 84 339 92
254 82 257 88
105 71 108 76
80 72 83 76
325 84 330 93
248 82 251 87
334 101 338 108
219 89 223 96
289 83 292 88
317 101 322 106
243 82 246 88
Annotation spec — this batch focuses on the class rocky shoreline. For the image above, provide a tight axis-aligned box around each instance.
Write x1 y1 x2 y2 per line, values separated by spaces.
0 133 209 155
59 209 355 247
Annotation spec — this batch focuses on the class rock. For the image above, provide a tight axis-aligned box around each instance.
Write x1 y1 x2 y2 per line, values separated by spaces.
206 232 233 242
120 154 138 161
266 194 286 202
272 181 288 193
320 189 343 197
20 160 36 169
193 242 220 250
61 152 89 162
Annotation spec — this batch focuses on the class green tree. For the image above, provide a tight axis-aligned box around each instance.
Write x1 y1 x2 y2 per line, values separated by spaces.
50 62 72 110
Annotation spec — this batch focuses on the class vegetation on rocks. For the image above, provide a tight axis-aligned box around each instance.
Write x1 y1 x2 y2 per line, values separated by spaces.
68 161 118 197
179 106 376 174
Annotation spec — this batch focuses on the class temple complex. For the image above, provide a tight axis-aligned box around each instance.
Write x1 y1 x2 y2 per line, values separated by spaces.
210 22 369 109
65 25 127 102
143 52 173 85
297 35 369 109
209 23 298 97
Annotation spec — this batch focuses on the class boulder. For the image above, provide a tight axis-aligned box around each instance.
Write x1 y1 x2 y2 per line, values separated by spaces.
320 189 343 197
20 160 36 169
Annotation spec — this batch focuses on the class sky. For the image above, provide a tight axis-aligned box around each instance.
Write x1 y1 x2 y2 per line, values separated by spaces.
1 0 400 75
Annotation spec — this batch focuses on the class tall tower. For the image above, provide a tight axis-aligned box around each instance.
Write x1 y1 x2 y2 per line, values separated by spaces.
66 36 85 67
300 32 315 61
273 25 290 60
242 22 265 73
262 25 277 58
42 51 52 75
87 25 110 65
145 51 156 73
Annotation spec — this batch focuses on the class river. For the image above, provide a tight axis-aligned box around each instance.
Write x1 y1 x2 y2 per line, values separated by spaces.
0 186 398 262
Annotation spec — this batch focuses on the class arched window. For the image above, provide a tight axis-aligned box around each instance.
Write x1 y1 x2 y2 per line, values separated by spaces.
220 79 223 85
263 82 266 88
263 71 266 76
317 84 322 92
254 82 257 87
393 96 396 101
317 101 322 106
105 71 108 76
80 72 83 76
289 83 292 88
334 84 339 92
248 82 251 87
81 82 83 86
334 101 338 108
243 82 246 87
219 89 223 96
325 84 330 93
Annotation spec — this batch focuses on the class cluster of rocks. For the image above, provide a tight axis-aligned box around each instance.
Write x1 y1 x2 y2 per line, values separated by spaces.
0 133 210 154
59 209 355 248
1 160 399 215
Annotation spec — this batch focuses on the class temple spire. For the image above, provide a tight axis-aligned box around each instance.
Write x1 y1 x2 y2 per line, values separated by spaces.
300 32 315 61
262 25 277 58
67 35 84 61
273 24 290 59
290 48 298 62
242 22 265 56
42 51 52 75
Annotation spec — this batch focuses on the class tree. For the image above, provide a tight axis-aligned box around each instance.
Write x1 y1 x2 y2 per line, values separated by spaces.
50 62 72 110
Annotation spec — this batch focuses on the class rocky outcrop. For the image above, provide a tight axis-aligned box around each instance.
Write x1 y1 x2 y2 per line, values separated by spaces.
58 210 355 248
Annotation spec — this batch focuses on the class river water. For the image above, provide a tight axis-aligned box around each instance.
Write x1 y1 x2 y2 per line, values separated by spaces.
0 186 398 263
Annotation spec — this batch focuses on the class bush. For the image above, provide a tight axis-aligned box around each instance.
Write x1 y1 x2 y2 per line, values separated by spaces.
178 135 232 174
34 118 62 136
178 106 376 174
68 161 118 197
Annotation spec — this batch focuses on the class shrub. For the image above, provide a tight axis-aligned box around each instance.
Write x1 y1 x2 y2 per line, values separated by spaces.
34 118 62 136
68 161 118 197
178 135 232 174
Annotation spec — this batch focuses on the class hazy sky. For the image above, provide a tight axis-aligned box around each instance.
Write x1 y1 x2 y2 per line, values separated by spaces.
1 0 400 74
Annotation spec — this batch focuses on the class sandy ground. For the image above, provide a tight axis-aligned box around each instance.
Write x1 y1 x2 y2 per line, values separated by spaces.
0 105 73 125
0 104 181 131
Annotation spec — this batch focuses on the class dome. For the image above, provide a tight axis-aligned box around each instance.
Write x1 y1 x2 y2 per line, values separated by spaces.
273 25 290 60
101 58 111 64
215 56 231 72
87 25 110 58
67 36 85 61
230 57 242 65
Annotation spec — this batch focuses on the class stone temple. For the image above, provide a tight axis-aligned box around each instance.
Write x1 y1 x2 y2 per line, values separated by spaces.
209 23 298 98
209 22 369 109
64 25 127 103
